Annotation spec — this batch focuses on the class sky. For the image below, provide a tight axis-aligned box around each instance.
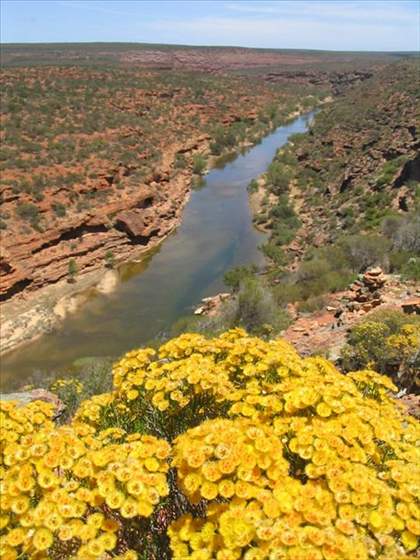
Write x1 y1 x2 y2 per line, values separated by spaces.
1 0 419 52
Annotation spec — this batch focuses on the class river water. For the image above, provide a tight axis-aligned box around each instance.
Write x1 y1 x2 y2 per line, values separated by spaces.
1 113 313 390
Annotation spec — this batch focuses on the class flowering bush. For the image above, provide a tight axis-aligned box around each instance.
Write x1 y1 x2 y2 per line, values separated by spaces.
1 329 419 559
341 314 420 392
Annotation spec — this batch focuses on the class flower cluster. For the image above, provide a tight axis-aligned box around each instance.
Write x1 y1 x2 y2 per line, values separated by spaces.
113 337 235 413
73 392 116 426
165 332 419 559
1 401 170 559
0 400 55 458
173 418 288 504
50 378 84 395
1 330 419 559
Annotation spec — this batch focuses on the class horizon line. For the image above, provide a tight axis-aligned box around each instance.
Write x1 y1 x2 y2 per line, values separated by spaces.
1 40 419 54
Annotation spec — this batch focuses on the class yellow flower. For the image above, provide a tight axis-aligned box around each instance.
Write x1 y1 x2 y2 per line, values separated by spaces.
106 491 125 510
369 511 384 530
121 498 139 519
137 501 153 517
316 403 332 417
6 527 26 547
33 528 53 551
87 538 106 556
201 482 218 501
401 530 418 551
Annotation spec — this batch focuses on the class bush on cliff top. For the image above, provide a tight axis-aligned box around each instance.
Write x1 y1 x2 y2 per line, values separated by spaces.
1 329 419 559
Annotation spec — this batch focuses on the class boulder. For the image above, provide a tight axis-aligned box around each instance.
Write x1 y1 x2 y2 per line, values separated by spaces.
0 389 65 418
115 210 160 239
401 297 420 315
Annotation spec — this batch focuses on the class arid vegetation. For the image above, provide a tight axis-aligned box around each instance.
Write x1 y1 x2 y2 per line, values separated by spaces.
238 62 417 311
183 61 419 388
0 60 323 303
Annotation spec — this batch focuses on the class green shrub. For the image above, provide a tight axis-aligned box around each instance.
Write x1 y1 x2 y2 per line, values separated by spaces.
223 265 256 291
273 282 303 306
266 161 291 195
231 277 291 336
68 258 78 282
375 156 407 188
261 243 287 266
174 153 187 169
247 178 258 193
297 294 329 313
105 250 115 269
16 202 39 222
401 257 420 280
341 310 420 390
52 202 66 217
339 234 391 272
192 154 206 175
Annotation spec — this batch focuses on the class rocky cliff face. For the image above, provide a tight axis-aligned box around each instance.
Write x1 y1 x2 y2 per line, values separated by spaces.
284 62 419 250
1 66 303 303
264 69 374 96
0 138 202 302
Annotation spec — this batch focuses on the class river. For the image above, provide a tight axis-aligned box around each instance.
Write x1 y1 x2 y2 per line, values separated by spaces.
0 112 313 390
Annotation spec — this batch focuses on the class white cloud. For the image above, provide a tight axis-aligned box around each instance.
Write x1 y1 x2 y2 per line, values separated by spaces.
224 1 417 26
146 13 419 51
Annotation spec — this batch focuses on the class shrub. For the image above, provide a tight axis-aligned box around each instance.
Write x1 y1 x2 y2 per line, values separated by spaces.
52 202 66 217
375 156 407 188
232 277 291 336
261 242 287 266
68 258 78 282
223 265 257 292
393 217 420 255
273 282 303 306
192 154 206 175
297 294 329 313
340 234 391 272
1 330 419 559
400 257 420 280
266 161 291 195
16 202 39 222
341 311 420 391
105 250 115 269
247 178 258 193
174 153 187 169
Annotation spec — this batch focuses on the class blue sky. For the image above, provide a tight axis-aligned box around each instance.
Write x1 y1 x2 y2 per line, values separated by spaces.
1 0 419 51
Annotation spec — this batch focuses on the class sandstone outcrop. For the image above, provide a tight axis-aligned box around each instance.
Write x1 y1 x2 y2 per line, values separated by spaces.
0 64 281 307
194 293 231 316
283 273 419 358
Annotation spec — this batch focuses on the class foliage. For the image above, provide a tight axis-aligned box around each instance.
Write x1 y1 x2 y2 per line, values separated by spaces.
68 258 78 282
2 64 319 245
231 277 290 336
172 275 289 340
247 179 258 194
15 202 40 229
192 155 207 176
52 203 66 218
341 311 420 392
339 234 391 272
223 265 257 292
47 358 114 422
1 330 419 559
375 156 407 188
105 250 115 269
